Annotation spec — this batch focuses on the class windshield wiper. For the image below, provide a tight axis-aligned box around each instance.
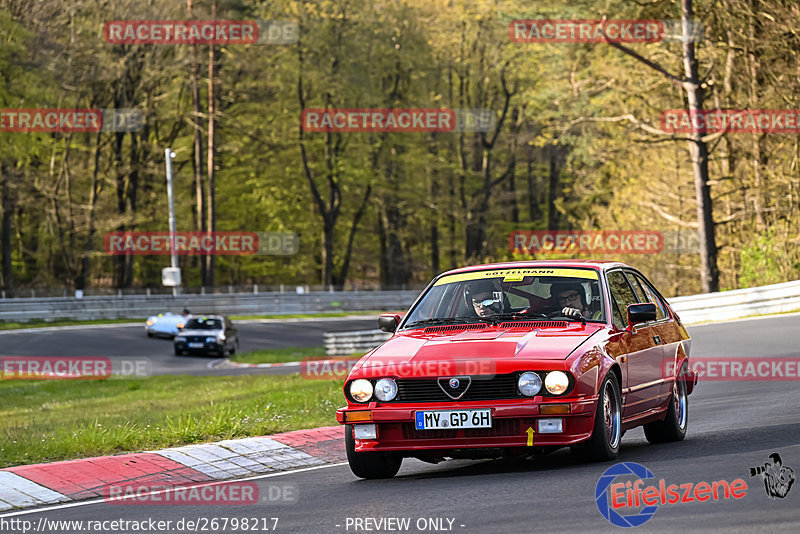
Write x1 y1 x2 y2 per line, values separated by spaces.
404 316 494 329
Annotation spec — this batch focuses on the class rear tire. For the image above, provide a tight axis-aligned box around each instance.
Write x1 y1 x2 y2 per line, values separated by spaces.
644 371 688 443
345 425 402 479
571 373 622 462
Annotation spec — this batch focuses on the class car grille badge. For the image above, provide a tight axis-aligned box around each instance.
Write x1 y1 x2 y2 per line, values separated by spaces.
438 376 471 400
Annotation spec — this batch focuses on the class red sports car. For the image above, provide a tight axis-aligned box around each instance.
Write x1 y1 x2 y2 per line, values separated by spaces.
336 260 698 478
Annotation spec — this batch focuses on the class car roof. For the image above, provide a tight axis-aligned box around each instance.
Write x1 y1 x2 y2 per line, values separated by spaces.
187 314 226 320
437 259 629 277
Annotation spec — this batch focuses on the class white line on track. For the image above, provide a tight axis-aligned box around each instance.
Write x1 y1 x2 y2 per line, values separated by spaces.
0 462 348 518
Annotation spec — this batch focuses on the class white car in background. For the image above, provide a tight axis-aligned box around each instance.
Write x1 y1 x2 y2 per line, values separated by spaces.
145 312 187 338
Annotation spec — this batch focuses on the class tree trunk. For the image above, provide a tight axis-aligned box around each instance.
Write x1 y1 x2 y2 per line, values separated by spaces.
206 0 218 287
682 0 719 292
747 0 765 230
77 131 103 290
0 161 12 294
526 154 540 222
188 0 207 285
547 143 561 230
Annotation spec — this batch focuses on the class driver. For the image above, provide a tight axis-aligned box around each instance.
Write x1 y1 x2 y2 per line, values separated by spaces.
464 280 503 318
552 283 600 320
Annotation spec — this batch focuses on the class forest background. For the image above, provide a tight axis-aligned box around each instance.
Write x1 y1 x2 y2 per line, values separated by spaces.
1 0 798 297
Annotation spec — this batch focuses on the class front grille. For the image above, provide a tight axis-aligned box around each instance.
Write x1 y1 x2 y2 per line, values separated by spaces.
498 321 567 329
185 335 208 342
424 323 488 334
394 374 519 403
401 418 536 439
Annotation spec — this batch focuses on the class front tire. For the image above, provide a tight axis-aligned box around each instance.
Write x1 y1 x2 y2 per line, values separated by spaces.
644 371 688 443
571 373 622 462
345 425 402 479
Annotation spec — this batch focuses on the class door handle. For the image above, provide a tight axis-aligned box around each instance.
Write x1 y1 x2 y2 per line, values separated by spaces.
653 335 663 345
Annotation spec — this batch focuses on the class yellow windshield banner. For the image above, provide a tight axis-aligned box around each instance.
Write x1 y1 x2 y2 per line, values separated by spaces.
433 267 598 286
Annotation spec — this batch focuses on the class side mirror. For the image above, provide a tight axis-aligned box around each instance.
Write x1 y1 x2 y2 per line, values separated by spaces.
627 303 657 327
378 314 401 333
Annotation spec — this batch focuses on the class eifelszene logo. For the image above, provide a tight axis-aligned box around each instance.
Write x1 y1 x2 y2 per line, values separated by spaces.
595 462 748 527
749 453 795 499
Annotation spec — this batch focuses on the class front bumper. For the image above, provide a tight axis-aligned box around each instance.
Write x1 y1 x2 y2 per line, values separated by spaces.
175 341 223 353
337 397 598 452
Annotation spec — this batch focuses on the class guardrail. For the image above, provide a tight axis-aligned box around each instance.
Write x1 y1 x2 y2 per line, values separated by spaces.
322 280 800 355
0 291 420 322
667 279 800 324
324 330 392 356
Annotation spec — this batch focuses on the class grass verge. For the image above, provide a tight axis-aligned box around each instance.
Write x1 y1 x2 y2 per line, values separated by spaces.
0 318 139 331
0 374 343 468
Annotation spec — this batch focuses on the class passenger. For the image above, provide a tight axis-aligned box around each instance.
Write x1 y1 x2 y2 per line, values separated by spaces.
552 283 600 320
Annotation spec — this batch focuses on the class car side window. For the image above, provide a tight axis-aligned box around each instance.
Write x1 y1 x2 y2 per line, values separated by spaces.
607 271 638 329
625 272 647 303
633 274 667 320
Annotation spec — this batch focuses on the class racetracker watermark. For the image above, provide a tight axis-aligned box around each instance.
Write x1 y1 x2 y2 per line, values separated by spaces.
1 108 142 132
509 230 699 255
0 356 151 380
102 481 297 505
104 231 299 255
665 357 800 381
596 462 747 527
103 20 297 44
509 20 664 43
301 358 497 380
661 109 800 134
300 108 495 133
510 230 662 254
301 357 359 380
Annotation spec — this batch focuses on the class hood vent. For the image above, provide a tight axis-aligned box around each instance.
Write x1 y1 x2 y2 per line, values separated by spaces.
424 323 488 334
498 321 568 329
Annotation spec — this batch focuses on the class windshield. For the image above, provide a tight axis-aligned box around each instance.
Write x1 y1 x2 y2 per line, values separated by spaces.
403 267 603 328
184 318 222 330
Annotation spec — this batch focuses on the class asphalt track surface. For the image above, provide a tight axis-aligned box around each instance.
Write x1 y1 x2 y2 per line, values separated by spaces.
2 314 800 533
0 317 376 376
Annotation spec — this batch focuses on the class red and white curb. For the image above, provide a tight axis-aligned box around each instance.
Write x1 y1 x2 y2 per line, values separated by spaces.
0 426 345 512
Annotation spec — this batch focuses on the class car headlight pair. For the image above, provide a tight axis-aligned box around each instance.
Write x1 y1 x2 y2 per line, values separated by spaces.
517 371 570 396
349 378 397 403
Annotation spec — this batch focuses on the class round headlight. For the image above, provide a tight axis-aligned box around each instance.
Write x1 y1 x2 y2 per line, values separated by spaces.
374 378 398 402
517 372 542 397
544 371 570 395
349 379 374 403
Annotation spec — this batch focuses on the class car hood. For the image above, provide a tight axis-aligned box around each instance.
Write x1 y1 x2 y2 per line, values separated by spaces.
353 324 603 377
177 329 223 336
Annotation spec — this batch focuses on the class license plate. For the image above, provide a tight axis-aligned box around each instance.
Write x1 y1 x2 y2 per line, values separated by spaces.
188 342 204 348
414 409 492 430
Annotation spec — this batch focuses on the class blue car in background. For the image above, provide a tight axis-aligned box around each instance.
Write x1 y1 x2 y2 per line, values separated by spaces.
145 312 188 338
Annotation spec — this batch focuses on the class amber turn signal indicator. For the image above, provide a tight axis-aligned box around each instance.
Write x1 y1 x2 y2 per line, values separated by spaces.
540 404 570 415
344 410 372 422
